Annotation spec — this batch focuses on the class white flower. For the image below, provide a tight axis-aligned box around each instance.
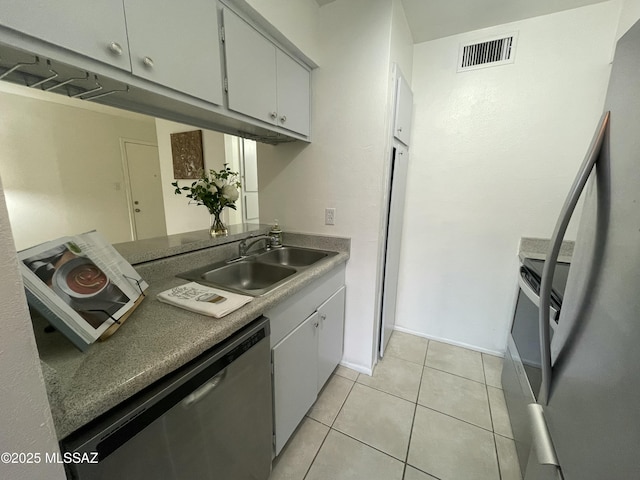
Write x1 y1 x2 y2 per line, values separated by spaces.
214 178 226 189
221 184 239 202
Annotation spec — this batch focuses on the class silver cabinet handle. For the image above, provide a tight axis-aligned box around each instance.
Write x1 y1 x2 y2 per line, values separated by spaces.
108 42 123 56
280 115 287 123
398 127 403 132
314 321 319 328
538 111 609 405
134 208 141 213
143 56 154 68
320 314 326 321
269 112 278 120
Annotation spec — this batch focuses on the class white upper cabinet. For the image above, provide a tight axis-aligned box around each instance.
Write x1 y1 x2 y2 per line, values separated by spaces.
0 0 131 71
394 71 413 146
223 8 310 137
276 50 310 137
223 8 277 125
123 0 223 105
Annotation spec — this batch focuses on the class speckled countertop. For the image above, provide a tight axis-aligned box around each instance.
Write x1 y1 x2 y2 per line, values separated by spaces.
34 231 349 440
519 237 575 263
113 223 271 264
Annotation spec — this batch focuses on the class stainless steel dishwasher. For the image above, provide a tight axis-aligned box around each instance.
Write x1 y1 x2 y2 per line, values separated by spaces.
61 316 272 480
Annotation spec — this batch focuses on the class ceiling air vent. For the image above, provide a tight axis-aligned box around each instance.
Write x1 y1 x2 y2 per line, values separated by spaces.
458 33 517 72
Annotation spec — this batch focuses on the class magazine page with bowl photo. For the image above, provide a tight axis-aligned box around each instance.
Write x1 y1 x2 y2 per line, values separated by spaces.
19 230 148 350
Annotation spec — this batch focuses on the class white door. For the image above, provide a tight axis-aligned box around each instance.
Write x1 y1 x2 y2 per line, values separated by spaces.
380 144 410 356
123 142 167 240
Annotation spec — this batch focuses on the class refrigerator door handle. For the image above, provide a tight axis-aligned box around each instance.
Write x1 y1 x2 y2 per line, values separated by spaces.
528 403 560 467
538 111 610 405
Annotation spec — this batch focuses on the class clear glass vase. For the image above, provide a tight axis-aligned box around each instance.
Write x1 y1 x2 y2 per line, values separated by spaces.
209 212 228 237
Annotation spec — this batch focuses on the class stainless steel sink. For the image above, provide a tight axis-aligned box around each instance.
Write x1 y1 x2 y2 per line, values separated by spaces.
203 261 295 290
255 246 329 267
176 245 338 296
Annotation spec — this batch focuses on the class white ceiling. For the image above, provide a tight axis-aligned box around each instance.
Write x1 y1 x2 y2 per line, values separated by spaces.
400 0 610 43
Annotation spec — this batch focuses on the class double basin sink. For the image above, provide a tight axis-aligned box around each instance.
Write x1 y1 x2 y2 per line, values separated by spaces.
177 246 338 296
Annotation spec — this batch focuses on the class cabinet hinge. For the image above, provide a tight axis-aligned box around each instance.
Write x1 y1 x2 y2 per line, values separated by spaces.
272 433 276 449
224 77 228 92
220 26 225 43
271 359 274 375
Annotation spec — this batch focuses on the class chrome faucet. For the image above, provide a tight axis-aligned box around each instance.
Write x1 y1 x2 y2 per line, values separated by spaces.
238 234 274 257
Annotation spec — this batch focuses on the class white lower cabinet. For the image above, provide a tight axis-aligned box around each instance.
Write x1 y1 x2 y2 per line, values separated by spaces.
268 267 346 456
272 312 319 456
317 287 346 391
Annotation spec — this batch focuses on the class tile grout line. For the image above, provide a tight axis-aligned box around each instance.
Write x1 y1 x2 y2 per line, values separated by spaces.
302 376 357 480
325 427 411 467
301 421 331 480
416 402 499 437
403 339 426 470
422 363 491 386
483 355 503 480
408 339 446 480
354 378 419 405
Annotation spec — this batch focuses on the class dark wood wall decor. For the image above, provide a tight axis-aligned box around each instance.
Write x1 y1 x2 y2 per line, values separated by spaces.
171 130 204 179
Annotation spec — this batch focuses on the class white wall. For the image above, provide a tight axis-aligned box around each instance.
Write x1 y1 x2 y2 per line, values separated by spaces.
257 0 396 372
245 0 321 64
390 0 414 81
396 2 619 354
155 119 227 235
0 85 157 250
0 177 65 480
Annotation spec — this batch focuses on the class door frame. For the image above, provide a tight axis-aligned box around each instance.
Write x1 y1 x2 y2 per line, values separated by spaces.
373 64 412 362
119 138 160 241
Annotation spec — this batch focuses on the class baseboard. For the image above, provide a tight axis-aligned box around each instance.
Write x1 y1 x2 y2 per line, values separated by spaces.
339 360 373 376
393 325 504 358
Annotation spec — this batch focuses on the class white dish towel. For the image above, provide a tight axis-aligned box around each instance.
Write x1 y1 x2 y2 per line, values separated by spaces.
157 282 253 318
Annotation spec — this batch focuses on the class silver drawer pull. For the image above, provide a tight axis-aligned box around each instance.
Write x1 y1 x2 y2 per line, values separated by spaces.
143 56 155 68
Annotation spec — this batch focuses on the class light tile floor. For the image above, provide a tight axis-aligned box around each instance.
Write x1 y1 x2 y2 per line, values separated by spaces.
270 331 522 480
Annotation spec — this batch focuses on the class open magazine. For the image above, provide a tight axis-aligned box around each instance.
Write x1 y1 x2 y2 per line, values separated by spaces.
19 231 148 351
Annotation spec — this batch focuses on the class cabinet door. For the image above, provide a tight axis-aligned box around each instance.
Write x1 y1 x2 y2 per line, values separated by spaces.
276 50 310 136
223 8 277 125
317 286 346 391
124 0 223 105
272 312 318 455
0 0 130 71
394 72 413 146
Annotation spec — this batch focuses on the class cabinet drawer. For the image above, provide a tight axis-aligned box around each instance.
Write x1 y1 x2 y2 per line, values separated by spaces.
267 264 345 347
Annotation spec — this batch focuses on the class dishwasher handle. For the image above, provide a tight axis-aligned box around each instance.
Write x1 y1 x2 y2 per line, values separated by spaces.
182 369 227 407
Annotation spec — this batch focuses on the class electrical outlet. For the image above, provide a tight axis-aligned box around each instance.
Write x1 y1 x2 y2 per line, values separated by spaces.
325 208 336 225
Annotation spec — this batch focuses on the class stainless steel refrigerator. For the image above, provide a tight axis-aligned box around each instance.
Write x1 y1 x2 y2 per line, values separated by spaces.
524 18 640 480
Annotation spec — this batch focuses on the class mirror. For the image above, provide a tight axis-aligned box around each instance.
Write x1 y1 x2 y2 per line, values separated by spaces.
0 81 260 252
